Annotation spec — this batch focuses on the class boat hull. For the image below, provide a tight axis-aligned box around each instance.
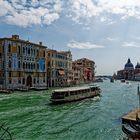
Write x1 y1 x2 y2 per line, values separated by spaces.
51 91 101 104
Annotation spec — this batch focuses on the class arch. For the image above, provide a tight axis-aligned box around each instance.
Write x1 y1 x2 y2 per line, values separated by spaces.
26 75 32 87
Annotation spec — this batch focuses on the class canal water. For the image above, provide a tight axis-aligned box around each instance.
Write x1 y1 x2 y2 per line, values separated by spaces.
0 80 139 140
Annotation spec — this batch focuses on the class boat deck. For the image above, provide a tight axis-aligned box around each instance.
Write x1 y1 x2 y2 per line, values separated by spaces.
122 108 140 124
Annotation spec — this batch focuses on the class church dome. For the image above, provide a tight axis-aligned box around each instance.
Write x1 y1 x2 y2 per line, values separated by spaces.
124 58 134 70
135 62 140 69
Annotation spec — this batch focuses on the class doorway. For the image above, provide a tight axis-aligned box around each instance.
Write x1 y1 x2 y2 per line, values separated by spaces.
26 75 32 87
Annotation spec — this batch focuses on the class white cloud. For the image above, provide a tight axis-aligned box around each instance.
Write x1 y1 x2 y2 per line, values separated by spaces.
107 37 118 41
0 0 62 27
2 0 140 27
68 0 140 24
122 42 140 48
67 40 104 49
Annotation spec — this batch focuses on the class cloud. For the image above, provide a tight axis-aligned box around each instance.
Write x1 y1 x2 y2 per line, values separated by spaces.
107 37 118 41
2 0 140 27
67 40 104 49
68 0 140 24
122 42 140 48
0 0 62 27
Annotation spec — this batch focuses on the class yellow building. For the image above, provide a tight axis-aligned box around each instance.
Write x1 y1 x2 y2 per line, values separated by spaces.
46 49 72 87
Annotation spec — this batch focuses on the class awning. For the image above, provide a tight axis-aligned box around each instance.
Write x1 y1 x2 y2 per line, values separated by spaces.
58 70 65 75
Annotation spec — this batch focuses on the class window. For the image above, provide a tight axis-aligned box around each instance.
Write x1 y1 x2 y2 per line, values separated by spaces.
28 48 30 55
43 78 45 83
34 49 35 55
22 78 25 84
23 62 25 69
8 60 11 68
31 63 33 69
43 51 45 57
9 80 12 84
26 47 27 54
18 80 21 84
8 44 11 53
18 46 21 54
37 50 39 56
26 63 28 69
29 63 30 69
18 61 21 68
9 72 11 77
34 78 36 84
37 63 39 70
23 47 25 54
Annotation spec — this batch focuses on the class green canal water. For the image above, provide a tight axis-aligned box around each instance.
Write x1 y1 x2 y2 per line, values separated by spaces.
0 80 139 140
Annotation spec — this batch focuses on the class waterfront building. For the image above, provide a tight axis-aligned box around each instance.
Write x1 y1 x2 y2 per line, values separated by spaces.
72 58 95 84
117 58 134 80
117 58 140 80
0 35 47 90
46 49 72 87
72 62 81 85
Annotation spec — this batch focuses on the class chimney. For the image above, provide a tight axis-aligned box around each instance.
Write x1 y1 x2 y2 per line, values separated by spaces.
39 42 42 45
12 35 19 40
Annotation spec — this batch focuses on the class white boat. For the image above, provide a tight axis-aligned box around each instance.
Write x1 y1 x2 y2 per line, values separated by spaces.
50 86 101 104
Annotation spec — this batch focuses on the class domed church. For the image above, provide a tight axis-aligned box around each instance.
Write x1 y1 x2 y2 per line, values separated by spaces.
124 58 134 70
135 62 140 69
117 58 140 80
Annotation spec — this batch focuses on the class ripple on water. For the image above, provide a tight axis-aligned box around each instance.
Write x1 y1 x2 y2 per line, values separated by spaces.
0 80 139 140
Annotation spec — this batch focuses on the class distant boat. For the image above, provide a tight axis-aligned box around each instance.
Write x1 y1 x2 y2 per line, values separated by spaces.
95 78 103 82
50 86 101 104
110 78 114 83
121 79 125 83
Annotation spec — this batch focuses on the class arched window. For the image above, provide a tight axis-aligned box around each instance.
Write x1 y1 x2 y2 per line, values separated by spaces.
23 47 25 54
29 63 30 69
43 51 45 57
37 63 39 70
8 60 11 68
37 50 39 56
26 47 27 54
23 62 25 69
26 63 28 69
18 46 21 54
34 63 35 69
28 48 30 55
18 61 21 69
31 63 33 69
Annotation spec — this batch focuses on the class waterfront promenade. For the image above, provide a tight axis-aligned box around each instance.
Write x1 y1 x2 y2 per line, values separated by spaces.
0 80 139 139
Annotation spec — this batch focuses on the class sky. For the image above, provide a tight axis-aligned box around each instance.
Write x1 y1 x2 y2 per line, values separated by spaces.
1 0 140 75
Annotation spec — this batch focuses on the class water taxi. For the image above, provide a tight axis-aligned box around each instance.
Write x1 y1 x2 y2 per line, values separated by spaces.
50 85 101 104
121 79 125 83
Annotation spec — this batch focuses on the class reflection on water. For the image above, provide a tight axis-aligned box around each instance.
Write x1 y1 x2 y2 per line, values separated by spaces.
0 80 139 140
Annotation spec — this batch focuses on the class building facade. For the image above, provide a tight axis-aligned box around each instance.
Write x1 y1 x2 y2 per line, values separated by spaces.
72 58 95 84
0 35 47 90
117 58 140 80
46 49 72 87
